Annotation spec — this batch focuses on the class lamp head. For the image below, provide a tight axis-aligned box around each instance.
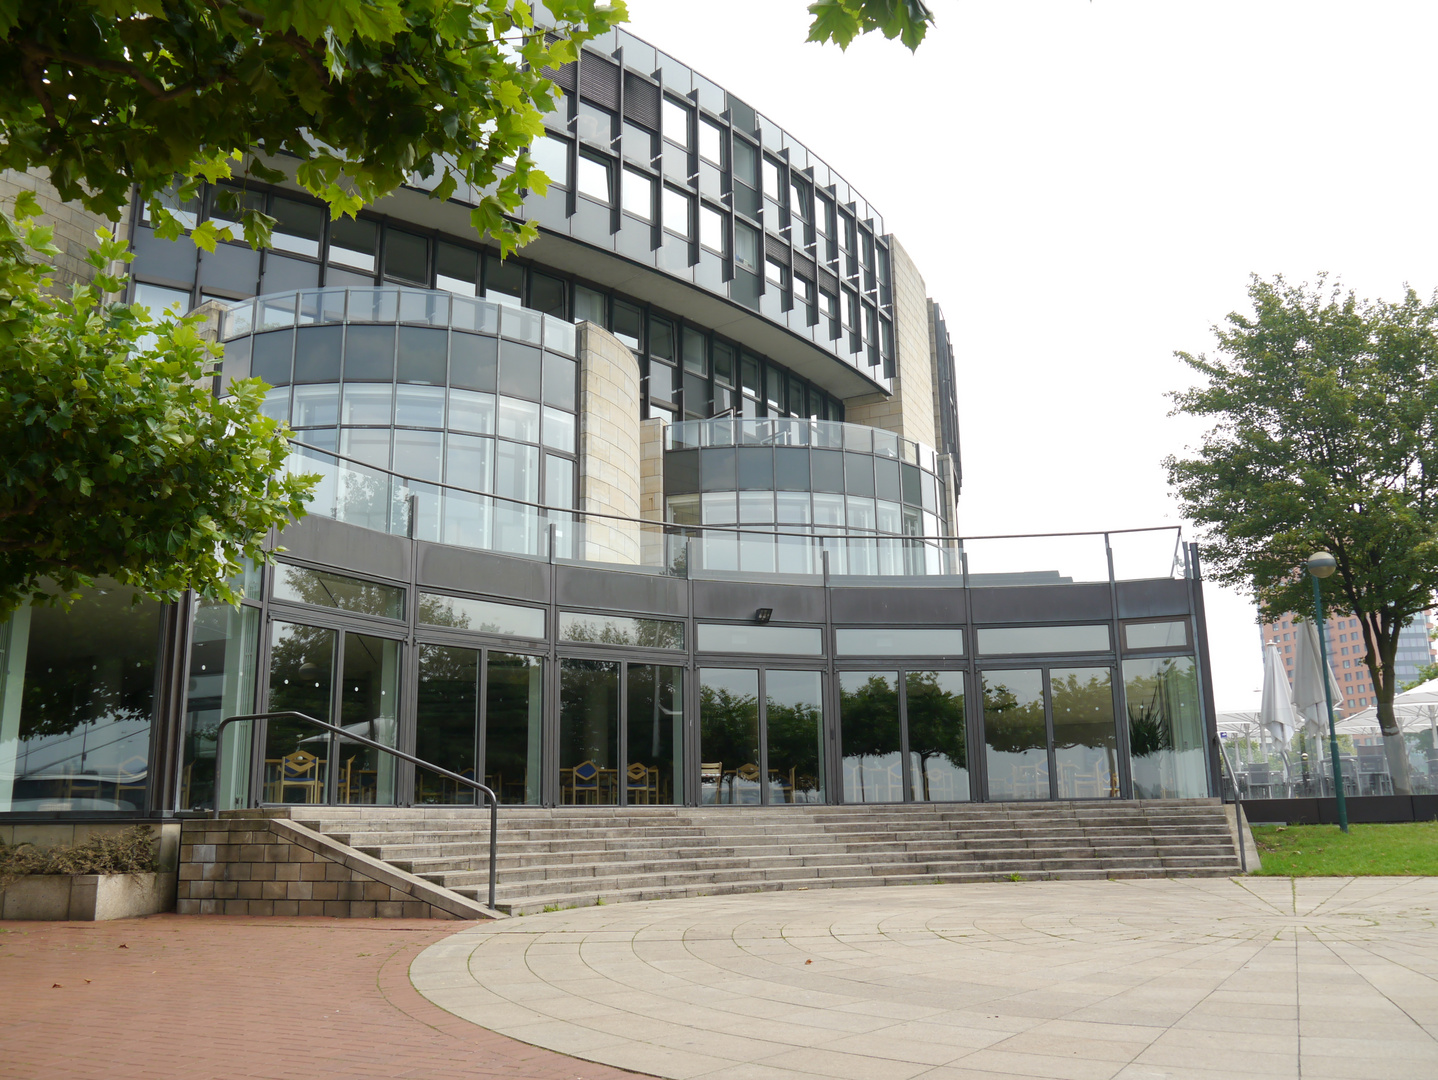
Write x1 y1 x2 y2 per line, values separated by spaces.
1307 551 1337 580
754 607 773 625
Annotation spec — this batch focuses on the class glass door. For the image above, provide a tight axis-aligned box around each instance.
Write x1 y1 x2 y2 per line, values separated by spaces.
558 656 684 805
699 667 825 806
980 666 1119 801
839 669 969 803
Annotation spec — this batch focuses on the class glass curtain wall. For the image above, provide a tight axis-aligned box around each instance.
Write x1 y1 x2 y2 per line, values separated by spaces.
1123 656 1207 798
415 645 477 803
486 652 544 804
0 584 161 812
181 599 260 810
982 667 1119 800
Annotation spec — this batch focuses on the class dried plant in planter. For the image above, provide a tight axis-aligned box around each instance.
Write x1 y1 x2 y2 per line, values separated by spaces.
0 826 159 887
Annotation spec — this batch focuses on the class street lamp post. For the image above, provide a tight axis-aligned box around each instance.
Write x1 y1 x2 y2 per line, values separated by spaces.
1307 551 1349 833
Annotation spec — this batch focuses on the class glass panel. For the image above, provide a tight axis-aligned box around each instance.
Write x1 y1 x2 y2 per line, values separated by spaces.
419 592 545 638
271 564 404 619
626 665 683 804
623 168 655 220
529 133 571 187
265 621 334 804
840 671 902 803
977 625 1111 655
448 389 495 435
415 644 478 804
486 652 543 804
577 153 612 203
383 229 428 284
559 612 684 649
699 668 759 805
0 585 160 812
695 624 823 655
435 242 479 296
834 628 964 657
336 634 400 804
340 384 393 426
292 383 340 428
766 670 825 805
328 217 377 273
271 196 323 258
559 658 620 805
1051 667 1119 799
394 384 446 427
982 669 1049 801
181 600 259 811
1124 621 1189 650
1124 656 1207 799
906 671 969 802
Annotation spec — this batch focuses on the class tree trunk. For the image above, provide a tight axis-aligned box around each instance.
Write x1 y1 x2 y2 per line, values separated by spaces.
1376 698 1414 796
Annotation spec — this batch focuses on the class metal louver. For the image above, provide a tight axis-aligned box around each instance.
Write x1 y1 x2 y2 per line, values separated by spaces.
579 54 621 110
764 234 790 265
622 72 660 130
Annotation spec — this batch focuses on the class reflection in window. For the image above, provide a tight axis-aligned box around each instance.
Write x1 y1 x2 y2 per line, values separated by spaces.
767 670 825 804
699 118 724 164
700 204 726 253
981 669 1048 800
419 592 544 638
696 624 823 655
559 612 684 649
0 584 161 812
1124 656 1207 799
906 671 968 802
181 598 259 811
577 153 613 204
560 658 619 805
528 133 571 187
699 668 759 805
622 168 655 220
271 563 405 619
265 621 334 802
840 671 902 803
663 186 692 237
977 625 1111 655
1124 621 1189 650
328 217 377 273
835 628 964 657
1050 667 1118 799
662 97 691 145
627 665 683 804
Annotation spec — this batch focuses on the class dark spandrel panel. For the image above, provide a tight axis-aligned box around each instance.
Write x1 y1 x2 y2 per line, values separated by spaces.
435 242 479 290
270 196 324 256
450 330 498 391
294 325 343 383
612 300 643 350
329 216 378 272
397 326 448 384
901 462 922 506
198 242 259 294
543 353 577 411
484 253 523 301
736 447 773 490
731 267 760 311
665 449 699 495
250 329 295 386
384 228 429 285
810 449 845 494
529 271 566 317
132 226 197 285
343 324 397 381
700 446 736 491
499 340 542 401
713 341 735 387
845 453 875 497
261 253 320 294
874 457 901 501
774 447 810 491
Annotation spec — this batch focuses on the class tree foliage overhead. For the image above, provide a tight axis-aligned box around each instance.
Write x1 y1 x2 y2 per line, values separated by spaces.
807 0 934 51
0 0 628 253
1165 274 1438 792
0 194 315 616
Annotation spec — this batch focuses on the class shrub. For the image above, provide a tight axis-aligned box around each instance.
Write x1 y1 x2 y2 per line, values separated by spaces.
0 825 159 886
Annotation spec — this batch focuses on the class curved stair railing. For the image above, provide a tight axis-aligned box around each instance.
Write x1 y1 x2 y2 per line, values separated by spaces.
213 711 499 909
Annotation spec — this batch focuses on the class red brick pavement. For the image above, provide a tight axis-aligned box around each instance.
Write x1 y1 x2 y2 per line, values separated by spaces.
0 915 651 1080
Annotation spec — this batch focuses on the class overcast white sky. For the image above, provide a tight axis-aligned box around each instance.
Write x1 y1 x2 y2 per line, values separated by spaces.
620 0 1438 711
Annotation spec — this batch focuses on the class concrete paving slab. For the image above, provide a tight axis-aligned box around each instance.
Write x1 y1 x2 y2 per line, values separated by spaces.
413 877 1438 1080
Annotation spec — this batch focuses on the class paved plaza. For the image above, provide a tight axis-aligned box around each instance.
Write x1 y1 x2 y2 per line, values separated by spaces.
413 876 1438 1080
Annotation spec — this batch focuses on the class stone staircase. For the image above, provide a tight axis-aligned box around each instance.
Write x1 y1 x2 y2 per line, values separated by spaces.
289 800 1241 916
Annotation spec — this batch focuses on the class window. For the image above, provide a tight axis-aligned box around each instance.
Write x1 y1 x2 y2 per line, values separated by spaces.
419 592 545 638
272 563 404 618
790 177 809 220
577 153 613 203
977 625 1112 655
699 204 726 253
765 257 788 287
271 196 324 258
383 228 428 285
528 133 571 188
561 612 684 649
576 101 615 145
662 97 691 146
435 242 479 295
735 221 759 272
699 118 724 164
761 157 782 200
328 217 377 273
835 629 964 657
663 186 692 237
622 167 655 220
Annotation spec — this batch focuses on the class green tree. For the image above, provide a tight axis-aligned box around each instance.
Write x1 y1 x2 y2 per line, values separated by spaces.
807 0 934 50
1166 274 1438 794
0 195 314 616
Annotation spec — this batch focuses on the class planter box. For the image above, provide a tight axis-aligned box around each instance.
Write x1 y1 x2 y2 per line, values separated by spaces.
0 872 177 921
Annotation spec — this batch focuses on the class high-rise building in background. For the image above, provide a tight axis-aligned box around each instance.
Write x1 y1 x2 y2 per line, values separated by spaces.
1259 609 1436 714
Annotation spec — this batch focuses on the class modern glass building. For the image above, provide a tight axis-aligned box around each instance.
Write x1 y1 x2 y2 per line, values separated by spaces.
0 21 1222 823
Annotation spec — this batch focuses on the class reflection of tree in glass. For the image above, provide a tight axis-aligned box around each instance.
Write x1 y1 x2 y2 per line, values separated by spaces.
563 617 684 650
839 675 901 760
417 595 502 635
905 672 967 773
981 679 1046 754
1126 669 1179 759
766 698 822 794
1050 670 1116 751
279 565 401 618
698 683 759 768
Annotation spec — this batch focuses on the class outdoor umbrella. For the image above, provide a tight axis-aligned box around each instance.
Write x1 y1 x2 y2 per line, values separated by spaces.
1291 622 1340 739
1337 677 1438 739
1259 641 1299 747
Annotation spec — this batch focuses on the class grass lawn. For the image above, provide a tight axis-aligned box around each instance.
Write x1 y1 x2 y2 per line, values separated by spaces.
1251 821 1438 876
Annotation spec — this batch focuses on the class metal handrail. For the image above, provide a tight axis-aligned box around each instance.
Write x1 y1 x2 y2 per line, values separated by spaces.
212 710 499 910
1215 738 1248 873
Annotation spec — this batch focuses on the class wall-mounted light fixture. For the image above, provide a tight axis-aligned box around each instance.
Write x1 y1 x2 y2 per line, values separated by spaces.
754 608 773 624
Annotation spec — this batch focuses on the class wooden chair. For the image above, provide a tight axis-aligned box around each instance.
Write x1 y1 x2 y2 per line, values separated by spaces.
700 761 723 804
733 762 762 804
626 762 659 804
564 760 600 804
274 750 323 803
